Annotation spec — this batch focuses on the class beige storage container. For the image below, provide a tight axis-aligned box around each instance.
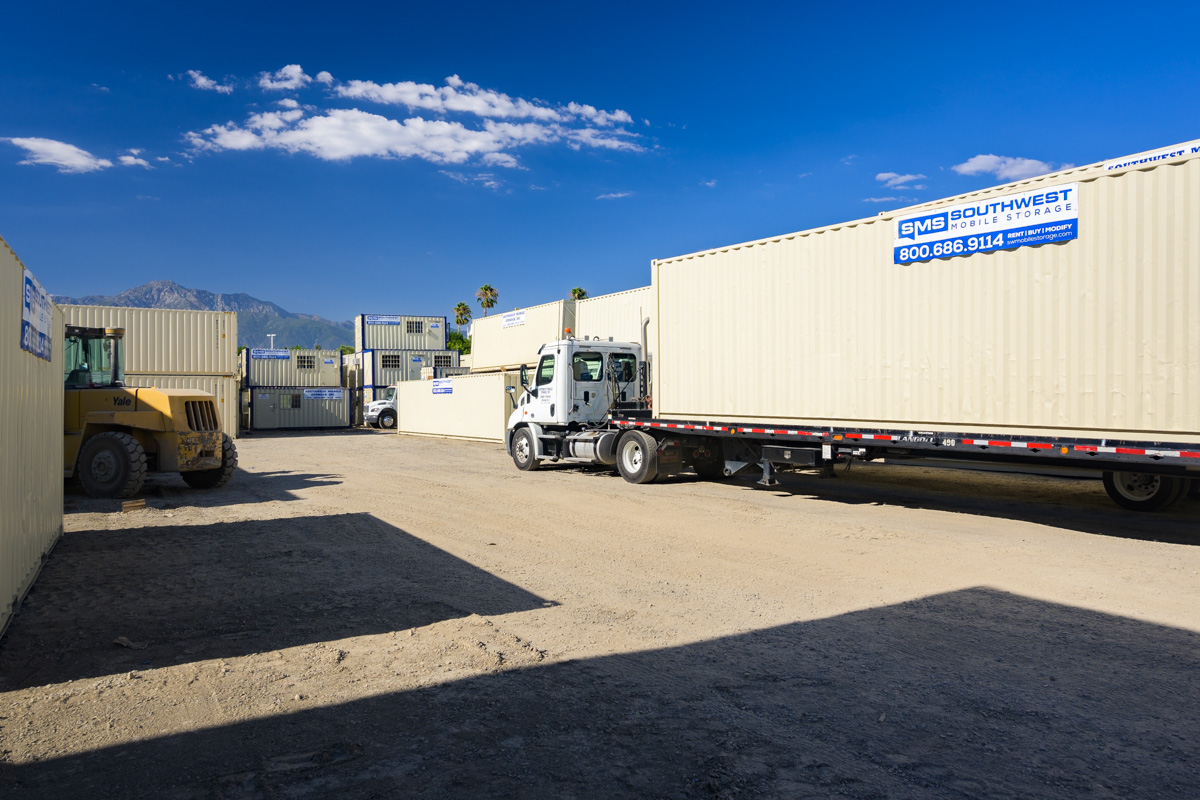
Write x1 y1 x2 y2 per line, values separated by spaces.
241 348 342 388
61 305 237 376
124 373 240 438
248 387 350 430
574 287 652 346
419 366 471 380
652 139 1200 444
354 314 447 351
470 300 576 372
1 237 63 638
396 372 522 441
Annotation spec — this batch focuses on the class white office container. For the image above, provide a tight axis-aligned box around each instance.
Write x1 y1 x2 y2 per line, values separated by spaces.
247 387 350 430
1 237 63 638
396 372 523 442
124 373 240 438
420 366 471 380
241 347 342 388
574 287 652 346
362 349 459 396
354 314 447 351
470 300 576 372
652 138 1200 443
61 305 237 376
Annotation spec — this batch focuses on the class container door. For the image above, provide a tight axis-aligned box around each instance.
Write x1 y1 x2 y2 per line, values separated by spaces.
253 391 278 430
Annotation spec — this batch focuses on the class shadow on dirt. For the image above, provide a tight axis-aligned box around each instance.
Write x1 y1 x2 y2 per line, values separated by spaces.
555 461 1200 545
5 587 1198 799
0 513 553 689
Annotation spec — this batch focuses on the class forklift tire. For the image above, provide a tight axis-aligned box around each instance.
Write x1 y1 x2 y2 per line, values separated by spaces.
378 410 397 430
1102 471 1185 512
78 432 147 499
617 430 659 484
182 433 238 490
512 428 540 471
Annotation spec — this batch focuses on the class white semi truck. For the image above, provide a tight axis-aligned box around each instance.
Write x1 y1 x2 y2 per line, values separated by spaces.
504 337 1197 512
364 386 397 429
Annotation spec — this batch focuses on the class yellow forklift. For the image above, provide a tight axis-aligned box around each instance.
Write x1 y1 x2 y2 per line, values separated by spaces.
64 325 237 498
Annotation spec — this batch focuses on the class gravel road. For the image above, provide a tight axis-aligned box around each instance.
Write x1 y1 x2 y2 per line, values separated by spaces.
1 430 1197 799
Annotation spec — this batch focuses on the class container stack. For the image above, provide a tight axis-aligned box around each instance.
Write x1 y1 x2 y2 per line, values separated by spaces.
60 306 240 437
240 348 350 430
469 300 576 373
347 313 459 424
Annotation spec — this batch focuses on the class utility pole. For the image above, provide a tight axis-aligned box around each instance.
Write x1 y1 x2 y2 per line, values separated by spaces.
267 333 276 349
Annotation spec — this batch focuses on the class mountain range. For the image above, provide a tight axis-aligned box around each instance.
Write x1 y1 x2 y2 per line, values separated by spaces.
53 281 354 349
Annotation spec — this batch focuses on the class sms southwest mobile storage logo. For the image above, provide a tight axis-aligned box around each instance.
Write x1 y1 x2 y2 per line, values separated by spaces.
893 183 1078 265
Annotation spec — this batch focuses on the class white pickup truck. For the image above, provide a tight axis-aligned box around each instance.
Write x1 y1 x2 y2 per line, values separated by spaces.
364 386 397 429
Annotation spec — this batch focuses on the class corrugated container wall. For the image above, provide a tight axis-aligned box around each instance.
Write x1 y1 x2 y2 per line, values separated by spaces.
241 348 343 387
61 305 237 375
248 387 350 430
396 372 522 441
354 315 447 351
652 139 1200 443
364 349 459 389
124 374 239 439
574 287 652 346
470 300 576 372
1 237 63 638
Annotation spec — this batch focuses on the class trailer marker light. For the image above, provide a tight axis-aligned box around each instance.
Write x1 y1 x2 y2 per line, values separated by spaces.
1061 447 1068 454
833 434 843 440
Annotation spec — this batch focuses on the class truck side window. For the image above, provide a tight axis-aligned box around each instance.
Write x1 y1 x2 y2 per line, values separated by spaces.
572 352 602 382
609 354 636 383
535 355 555 386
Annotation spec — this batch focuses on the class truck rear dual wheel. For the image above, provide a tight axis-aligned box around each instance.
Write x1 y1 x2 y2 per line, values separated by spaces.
1102 471 1186 511
617 430 659 484
182 433 238 490
78 432 148 499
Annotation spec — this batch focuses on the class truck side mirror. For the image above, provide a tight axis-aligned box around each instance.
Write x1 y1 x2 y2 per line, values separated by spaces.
519 364 528 387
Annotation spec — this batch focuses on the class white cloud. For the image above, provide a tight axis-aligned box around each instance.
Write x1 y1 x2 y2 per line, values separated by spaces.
863 196 904 203
597 192 632 200
3 137 113 173
119 154 151 168
186 69 234 94
92 84 110 93
952 154 1056 181
701 179 717 188
277 98 300 109
876 171 926 188
155 156 172 162
259 64 312 91
316 71 334 85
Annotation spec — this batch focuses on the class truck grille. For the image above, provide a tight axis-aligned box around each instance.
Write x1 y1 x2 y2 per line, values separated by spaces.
185 401 220 432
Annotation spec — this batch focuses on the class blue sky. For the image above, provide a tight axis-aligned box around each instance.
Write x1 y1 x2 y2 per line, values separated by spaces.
3 1 1199 324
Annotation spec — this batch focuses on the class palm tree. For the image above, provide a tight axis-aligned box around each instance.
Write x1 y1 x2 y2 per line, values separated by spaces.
476 284 498 316
569 287 588 300
453 302 472 334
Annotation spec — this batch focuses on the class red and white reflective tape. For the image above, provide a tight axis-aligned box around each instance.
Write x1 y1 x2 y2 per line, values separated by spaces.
737 427 821 436
1074 445 1200 459
962 439 1052 450
843 433 898 441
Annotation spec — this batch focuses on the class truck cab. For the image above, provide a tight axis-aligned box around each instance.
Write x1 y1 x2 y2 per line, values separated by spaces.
365 385 397 429
506 338 643 469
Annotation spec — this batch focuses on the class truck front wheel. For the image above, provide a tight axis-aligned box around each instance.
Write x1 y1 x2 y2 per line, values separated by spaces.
78 432 147 499
617 430 659 484
512 428 541 471
378 409 397 429
1102 471 1185 511
182 433 238 490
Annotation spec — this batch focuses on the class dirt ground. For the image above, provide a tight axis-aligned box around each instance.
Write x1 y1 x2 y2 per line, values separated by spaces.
1 430 1198 799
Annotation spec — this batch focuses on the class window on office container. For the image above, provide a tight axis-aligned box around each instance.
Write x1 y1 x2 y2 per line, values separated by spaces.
381 354 403 369
296 355 316 369
406 321 424 334
434 355 453 367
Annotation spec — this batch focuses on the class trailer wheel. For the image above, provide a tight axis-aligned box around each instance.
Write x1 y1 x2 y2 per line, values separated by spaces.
378 410 397 430
617 430 659 484
182 433 238 490
1102 471 1185 511
78 432 147 499
512 428 540 471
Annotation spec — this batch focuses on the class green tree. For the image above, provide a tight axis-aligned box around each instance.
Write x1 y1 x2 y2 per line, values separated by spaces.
339 345 354 356
569 287 588 300
454 301 472 333
476 284 498 317
447 330 471 355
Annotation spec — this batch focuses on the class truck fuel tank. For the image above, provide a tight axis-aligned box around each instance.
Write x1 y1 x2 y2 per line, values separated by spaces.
565 430 619 465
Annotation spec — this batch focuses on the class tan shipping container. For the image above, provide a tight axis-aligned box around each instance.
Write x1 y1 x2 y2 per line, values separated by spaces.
652 139 1200 444
248 387 351 430
396 372 522 442
241 348 342 388
574 287 652 346
124 373 240 439
354 314 447 351
470 300 576 372
363 348 459 389
1 237 63 638
61 305 237 376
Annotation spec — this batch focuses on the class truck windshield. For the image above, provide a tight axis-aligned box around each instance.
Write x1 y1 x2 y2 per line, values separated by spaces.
64 333 124 388
384 387 395 401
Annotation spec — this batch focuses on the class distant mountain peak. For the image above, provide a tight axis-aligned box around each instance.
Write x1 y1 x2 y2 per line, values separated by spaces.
52 281 352 349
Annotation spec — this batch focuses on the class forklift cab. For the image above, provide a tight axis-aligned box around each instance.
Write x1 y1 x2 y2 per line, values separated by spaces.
64 326 125 389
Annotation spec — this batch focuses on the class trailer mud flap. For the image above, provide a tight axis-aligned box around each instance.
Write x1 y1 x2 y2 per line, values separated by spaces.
657 439 683 477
